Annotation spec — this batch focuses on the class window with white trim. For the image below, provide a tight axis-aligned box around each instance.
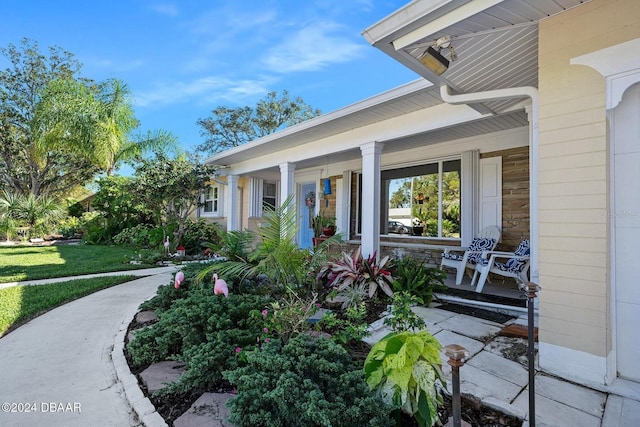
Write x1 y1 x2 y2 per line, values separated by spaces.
357 157 462 239
202 185 219 215
262 181 277 211
249 178 280 217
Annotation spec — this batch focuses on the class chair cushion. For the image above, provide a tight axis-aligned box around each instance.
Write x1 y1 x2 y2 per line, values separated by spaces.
467 237 496 264
494 261 519 273
505 239 530 271
442 252 463 261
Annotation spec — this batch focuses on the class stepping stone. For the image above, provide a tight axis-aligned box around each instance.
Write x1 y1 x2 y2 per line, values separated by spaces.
307 308 331 324
466 350 528 387
139 360 185 393
174 392 236 427
436 313 502 341
135 310 158 325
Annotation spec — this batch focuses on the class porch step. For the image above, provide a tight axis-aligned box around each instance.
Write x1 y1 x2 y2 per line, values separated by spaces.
439 287 526 308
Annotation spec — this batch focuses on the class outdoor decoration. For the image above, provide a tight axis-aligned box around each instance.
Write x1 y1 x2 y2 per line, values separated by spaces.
213 273 229 297
174 271 184 289
305 191 315 208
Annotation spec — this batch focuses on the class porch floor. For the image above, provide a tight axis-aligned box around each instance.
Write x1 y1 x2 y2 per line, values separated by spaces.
437 269 527 309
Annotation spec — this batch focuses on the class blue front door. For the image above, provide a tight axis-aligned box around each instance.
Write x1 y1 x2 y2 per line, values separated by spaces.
299 183 316 249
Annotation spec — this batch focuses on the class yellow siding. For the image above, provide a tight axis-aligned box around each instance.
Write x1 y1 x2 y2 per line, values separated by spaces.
538 0 640 357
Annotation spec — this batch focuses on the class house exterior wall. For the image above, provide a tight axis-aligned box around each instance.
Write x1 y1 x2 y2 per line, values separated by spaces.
537 0 640 384
339 128 529 265
481 146 530 250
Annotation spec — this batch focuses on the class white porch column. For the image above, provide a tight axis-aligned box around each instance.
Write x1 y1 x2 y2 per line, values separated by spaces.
227 174 239 231
360 141 383 258
279 162 296 205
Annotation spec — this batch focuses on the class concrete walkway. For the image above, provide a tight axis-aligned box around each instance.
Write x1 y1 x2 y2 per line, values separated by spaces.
0 266 178 290
0 269 175 427
1 266 638 427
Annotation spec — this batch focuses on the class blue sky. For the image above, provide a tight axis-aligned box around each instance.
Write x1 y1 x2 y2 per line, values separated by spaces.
2 0 418 153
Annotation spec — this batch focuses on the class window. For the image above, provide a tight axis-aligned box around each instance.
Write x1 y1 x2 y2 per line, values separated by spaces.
249 178 279 217
262 181 277 211
358 159 461 238
203 185 219 214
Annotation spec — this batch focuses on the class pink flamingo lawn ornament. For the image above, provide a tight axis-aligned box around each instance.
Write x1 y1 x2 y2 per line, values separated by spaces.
174 271 184 289
164 236 170 255
213 273 229 297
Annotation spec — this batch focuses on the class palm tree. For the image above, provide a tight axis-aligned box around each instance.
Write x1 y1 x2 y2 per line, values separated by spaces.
94 79 177 175
0 191 21 241
197 195 341 289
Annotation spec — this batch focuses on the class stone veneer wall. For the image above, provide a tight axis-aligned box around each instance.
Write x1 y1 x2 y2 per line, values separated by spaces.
481 146 530 251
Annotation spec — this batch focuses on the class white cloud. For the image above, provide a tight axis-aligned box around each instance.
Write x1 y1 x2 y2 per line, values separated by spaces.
133 75 276 108
261 21 366 73
151 3 179 17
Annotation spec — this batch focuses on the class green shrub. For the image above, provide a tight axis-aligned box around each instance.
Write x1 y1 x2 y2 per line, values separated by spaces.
224 335 394 427
128 290 271 369
391 256 446 306
57 216 81 238
364 331 445 427
113 223 153 247
318 301 370 347
180 219 222 254
384 291 426 333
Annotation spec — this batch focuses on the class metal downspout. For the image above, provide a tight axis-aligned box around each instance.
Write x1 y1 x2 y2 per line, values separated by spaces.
440 85 540 286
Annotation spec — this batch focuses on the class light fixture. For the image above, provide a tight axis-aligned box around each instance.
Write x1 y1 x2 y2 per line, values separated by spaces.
418 46 449 76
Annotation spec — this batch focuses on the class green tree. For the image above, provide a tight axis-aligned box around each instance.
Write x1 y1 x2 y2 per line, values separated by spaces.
91 79 177 176
196 90 321 154
91 175 151 233
0 39 176 197
0 38 100 197
133 151 218 245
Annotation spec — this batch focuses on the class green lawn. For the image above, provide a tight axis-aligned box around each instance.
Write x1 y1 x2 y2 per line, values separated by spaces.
0 244 150 283
0 275 137 336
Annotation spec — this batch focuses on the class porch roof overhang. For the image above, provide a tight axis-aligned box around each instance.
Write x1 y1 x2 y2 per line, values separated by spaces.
362 0 588 112
206 78 529 176
206 0 588 176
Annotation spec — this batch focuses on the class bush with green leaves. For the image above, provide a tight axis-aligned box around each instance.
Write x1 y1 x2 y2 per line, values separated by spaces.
113 223 154 247
364 331 445 427
180 218 222 254
260 290 319 344
391 256 446 306
127 288 272 370
57 216 82 238
139 263 212 313
318 301 370 347
383 291 427 333
224 335 394 427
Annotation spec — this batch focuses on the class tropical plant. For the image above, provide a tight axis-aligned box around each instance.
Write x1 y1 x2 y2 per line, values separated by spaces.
0 191 63 239
318 301 370 347
364 330 445 427
197 195 338 290
259 289 319 344
224 335 394 427
383 291 427 333
0 191 20 240
317 246 394 299
133 151 218 246
391 256 447 306
0 38 100 197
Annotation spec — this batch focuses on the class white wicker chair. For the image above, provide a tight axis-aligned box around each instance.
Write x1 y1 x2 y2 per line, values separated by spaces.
471 239 531 293
440 226 501 285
